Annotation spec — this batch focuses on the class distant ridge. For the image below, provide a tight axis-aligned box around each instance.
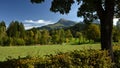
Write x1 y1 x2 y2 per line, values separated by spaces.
37 18 76 30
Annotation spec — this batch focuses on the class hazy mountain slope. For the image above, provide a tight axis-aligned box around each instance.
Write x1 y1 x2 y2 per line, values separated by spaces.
38 18 76 30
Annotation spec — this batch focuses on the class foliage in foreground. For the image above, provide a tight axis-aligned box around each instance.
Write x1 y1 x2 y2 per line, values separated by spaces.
0 46 120 68
113 45 120 68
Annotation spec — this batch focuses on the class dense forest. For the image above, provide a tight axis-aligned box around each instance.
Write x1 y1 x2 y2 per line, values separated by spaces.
0 21 120 46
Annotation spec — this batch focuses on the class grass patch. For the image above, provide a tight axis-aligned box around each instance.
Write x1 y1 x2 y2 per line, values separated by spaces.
0 44 100 61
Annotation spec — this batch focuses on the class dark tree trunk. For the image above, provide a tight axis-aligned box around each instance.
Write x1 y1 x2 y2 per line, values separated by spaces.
100 17 114 61
95 0 115 61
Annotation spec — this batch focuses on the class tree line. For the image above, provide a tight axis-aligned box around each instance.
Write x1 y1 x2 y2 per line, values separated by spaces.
0 21 120 46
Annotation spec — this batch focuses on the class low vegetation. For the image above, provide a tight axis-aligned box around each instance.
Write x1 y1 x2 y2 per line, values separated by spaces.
0 45 120 68
0 44 100 61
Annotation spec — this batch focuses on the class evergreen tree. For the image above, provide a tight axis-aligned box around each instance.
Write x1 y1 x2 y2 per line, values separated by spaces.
51 30 58 44
19 23 25 38
25 30 34 45
58 29 65 44
65 29 73 43
7 21 26 45
41 30 50 45
76 32 83 44
0 21 7 46
31 28 41 44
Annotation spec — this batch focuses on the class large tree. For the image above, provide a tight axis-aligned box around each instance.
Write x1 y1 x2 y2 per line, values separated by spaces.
31 0 119 60
7 21 25 38
0 21 7 45
41 30 50 45
85 24 100 42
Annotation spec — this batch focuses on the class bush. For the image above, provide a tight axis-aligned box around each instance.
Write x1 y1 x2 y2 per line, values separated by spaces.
45 52 72 68
0 50 112 68
0 48 120 68
0 56 45 68
46 50 112 68
114 46 120 68
70 50 112 68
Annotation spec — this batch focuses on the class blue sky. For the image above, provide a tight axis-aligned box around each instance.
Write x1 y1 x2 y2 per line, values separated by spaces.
0 0 118 29
0 0 82 29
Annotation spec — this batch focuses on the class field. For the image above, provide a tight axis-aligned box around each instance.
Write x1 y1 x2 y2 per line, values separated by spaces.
0 44 100 61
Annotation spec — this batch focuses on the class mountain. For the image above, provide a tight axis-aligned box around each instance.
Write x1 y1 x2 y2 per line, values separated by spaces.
38 18 76 30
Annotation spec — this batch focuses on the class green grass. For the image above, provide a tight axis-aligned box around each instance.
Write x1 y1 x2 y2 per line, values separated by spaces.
0 44 100 61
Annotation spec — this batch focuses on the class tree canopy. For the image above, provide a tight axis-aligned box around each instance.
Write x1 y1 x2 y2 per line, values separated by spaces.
31 0 120 21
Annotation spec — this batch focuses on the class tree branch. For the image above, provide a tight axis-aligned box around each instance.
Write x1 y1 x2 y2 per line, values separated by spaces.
94 0 105 20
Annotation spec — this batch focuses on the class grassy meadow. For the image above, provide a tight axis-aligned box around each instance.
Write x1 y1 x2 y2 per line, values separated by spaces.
0 44 100 61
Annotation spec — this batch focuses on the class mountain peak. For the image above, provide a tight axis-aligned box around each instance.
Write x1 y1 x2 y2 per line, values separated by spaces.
58 18 69 23
57 18 76 24
38 18 76 30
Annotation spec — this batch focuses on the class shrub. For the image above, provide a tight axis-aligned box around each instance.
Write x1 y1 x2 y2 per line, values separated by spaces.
46 52 72 68
114 46 120 68
1 48 120 68
0 56 45 68
70 49 112 68
46 50 113 68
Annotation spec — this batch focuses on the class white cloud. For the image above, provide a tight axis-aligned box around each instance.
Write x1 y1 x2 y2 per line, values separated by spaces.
24 20 54 24
23 19 55 30
24 24 40 30
24 20 34 23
